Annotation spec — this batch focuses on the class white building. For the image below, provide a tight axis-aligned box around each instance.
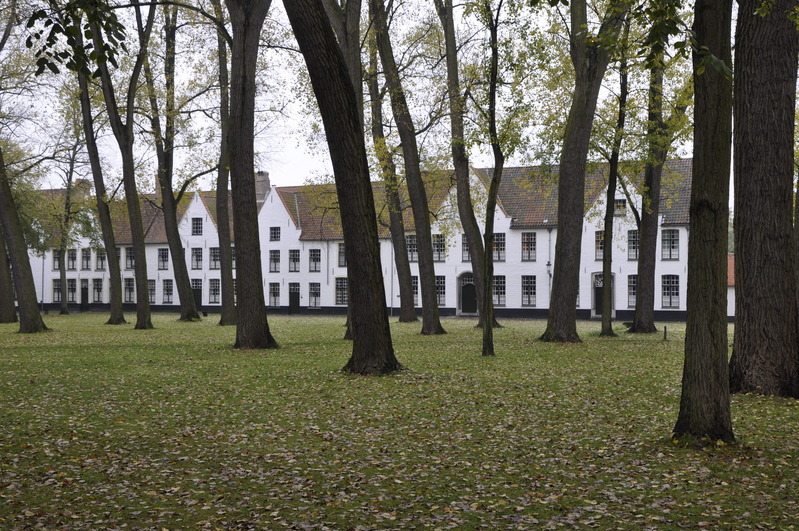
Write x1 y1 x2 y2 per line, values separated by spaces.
26 160 707 320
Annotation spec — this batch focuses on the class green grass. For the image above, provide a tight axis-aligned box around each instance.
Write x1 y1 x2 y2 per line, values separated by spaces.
1 314 797 529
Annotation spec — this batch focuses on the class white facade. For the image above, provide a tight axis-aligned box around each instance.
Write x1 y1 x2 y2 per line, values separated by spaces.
26 162 711 320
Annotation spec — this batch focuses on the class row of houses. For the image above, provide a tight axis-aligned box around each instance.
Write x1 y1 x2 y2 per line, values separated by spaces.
25 159 734 320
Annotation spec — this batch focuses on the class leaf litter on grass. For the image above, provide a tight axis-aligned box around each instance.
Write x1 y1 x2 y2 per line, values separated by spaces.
1 315 798 529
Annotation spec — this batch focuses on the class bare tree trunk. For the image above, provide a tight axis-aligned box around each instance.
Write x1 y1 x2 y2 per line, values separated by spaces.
673 0 734 442
600 37 629 337
629 64 665 334
434 0 487 326
541 0 627 342
90 2 155 330
0 147 47 333
212 0 236 326
728 0 799 397
58 159 76 315
285 0 401 374
227 0 277 349
76 64 125 325
143 7 200 322
366 36 417 323
0 227 17 323
372 0 445 335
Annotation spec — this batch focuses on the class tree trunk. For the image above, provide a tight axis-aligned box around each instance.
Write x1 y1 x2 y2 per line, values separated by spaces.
672 0 734 442
434 0 487 326
0 227 17 323
143 9 200 322
76 64 125 325
541 0 627 343
212 0 237 326
226 0 277 349
728 0 799 397
372 0 445 335
366 36 417 323
58 241 68 314
90 4 155 330
285 0 401 374
600 41 628 337
0 147 47 333
58 162 76 316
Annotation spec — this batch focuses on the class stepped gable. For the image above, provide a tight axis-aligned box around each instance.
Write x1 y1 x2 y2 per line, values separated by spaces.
274 171 455 241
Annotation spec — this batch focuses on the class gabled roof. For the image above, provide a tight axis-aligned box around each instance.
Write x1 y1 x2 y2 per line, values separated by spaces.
112 192 196 245
274 171 455 241
473 158 693 229
197 191 235 241
473 165 608 229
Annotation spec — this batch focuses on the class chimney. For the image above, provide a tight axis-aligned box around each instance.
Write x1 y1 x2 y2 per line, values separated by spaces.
255 171 271 209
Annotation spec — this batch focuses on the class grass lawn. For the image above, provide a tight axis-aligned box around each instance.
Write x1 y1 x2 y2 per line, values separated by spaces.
1 314 797 529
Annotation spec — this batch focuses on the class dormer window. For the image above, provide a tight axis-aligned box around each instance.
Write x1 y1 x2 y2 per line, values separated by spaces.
192 217 203 236
614 198 627 216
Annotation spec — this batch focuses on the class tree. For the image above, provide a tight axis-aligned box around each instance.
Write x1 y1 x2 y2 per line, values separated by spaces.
728 0 799 397
0 226 16 323
433 0 488 326
284 0 402 374
366 34 417 323
672 0 734 442
541 0 628 343
210 0 236 326
142 5 201 322
372 0 445 335
226 0 277 349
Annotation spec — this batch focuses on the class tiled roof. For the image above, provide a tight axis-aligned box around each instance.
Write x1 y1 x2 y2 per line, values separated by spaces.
474 158 693 229
275 171 455 241
728 253 735 287
112 192 196 245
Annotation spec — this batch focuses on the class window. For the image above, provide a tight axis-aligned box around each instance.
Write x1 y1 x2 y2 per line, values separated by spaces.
309 282 321 308
338 243 347 267
522 233 536 261
191 278 202 291
595 230 604 260
67 279 76 302
192 217 203 236
231 247 236 270
406 235 418 262
191 248 203 269
209 279 220 303
125 247 135 270
436 276 446 306
335 277 348 305
209 247 220 270
269 250 280 272
67 249 77 270
158 248 169 270
522 275 536 307
81 249 91 270
462 235 471 262
269 283 280 307
662 229 679 260
53 279 62 302
628 275 637 308
433 234 446 262
96 249 106 271
309 249 321 272
148 279 156 304
493 233 506 261
163 279 173 304
289 249 300 272
614 198 627 216
93 279 103 302
493 276 506 306
411 276 419 306
115 247 121 267
52 250 62 270
662 275 679 308
269 226 280 241
124 278 135 303
628 230 639 260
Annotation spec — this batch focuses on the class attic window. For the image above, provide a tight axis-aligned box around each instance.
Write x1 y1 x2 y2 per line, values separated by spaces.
270 227 281 241
614 198 627 216
192 217 203 235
